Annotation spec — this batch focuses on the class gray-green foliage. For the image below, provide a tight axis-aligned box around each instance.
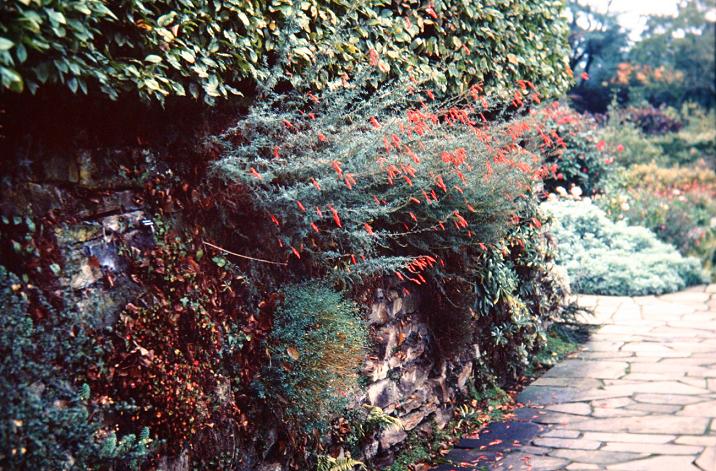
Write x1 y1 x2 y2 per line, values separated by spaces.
0 266 151 469
256 281 367 433
542 199 706 295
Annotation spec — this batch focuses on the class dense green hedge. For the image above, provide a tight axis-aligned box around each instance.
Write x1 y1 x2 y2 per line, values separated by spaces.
0 0 571 103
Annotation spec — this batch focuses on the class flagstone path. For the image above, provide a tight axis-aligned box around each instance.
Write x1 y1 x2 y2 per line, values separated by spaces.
435 284 716 471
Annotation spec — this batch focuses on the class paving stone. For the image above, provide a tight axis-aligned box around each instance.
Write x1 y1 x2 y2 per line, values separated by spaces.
542 429 581 439
517 386 580 405
454 420 541 450
591 408 649 418
565 464 600 470
532 412 595 426
676 436 716 446
497 454 570 471
582 341 625 351
545 402 592 416
600 442 703 455
606 455 702 470
566 415 710 435
591 397 634 409
680 400 716 417
516 445 551 455
621 342 685 357
543 360 628 380
532 438 602 450
632 393 704 405
531 377 602 389
625 402 682 414
548 449 647 465
582 432 675 444
574 381 710 400
680 377 709 389
695 446 716 471
659 292 711 303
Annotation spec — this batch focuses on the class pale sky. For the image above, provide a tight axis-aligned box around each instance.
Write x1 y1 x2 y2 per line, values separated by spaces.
582 0 680 40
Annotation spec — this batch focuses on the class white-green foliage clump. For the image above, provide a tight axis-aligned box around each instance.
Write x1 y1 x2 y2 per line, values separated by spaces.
542 199 706 295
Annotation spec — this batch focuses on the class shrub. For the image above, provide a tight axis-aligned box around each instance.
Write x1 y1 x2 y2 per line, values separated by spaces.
596 163 716 279
527 104 614 195
0 265 151 470
212 76 567 380
621 105 683 134
256 281 367 434
542 198 706 295
0 0 572 103
600 119 665 167
212 77 544 285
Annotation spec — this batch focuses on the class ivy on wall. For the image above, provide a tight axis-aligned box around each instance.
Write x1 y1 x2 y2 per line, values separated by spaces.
0 0 572 104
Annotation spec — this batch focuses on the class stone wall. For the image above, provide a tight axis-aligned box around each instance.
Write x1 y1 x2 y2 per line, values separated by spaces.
360 287 476 465
1 147 481 469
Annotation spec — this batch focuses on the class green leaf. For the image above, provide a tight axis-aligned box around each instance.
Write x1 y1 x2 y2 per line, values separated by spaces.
145 54 163 63
0 37 14 51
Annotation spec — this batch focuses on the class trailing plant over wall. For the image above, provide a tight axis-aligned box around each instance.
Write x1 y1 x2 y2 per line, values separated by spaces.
212 75 568 380
0 0 572 103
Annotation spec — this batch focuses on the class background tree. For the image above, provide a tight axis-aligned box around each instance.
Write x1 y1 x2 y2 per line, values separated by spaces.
567 0 628 113
625 0 716 108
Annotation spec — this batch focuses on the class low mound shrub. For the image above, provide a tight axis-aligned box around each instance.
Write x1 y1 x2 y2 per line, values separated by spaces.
255 281 367 434
542 198 706 295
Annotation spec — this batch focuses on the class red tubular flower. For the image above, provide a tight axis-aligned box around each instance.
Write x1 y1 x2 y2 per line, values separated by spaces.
425 5 438 19
329 206 342 228
270 214 280 226
318 132 327 142
364 223 374 235
250 167 262 179
291 246 301 259
409 212 417 222
369 116 381 129
331 160 343 177
310 222 320 233
310 177 321 191
296 200 306 212
273 146 280 158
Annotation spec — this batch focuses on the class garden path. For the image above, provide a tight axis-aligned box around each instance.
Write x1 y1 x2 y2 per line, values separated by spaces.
434 284 716 471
